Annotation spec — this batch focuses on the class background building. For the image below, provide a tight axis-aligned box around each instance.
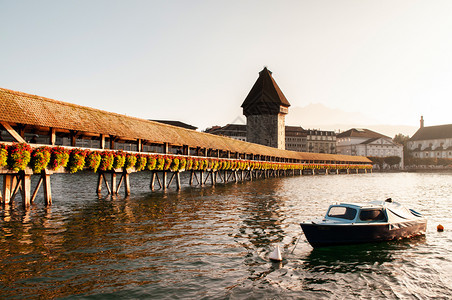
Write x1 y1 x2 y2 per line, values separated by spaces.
306 129 336 154
337 128 403 168
205 124 335 154
407 116 452 159
204 124 247 142
285 126 307 152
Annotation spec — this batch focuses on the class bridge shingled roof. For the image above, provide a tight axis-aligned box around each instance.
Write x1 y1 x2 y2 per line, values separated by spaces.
0 87 370 163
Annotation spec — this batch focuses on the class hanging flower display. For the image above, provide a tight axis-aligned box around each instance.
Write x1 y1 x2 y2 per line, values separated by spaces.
186 158 193 170
0 141 373 175
170 157 180 171
30 146 51 173
199 159 206 170
179 157 187 171
155 156 165 170
7 143 32 172
112 150 126 169
99 151 114 171
164 156 173 170
192 158 199 170
67 148 87 173
147 155 157 170
50 146 69 170
135 154 147 171
124 153 137 170
85 151 101 172
0 144 8 168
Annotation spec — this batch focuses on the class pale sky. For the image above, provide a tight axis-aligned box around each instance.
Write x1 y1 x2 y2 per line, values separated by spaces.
1 0 451 133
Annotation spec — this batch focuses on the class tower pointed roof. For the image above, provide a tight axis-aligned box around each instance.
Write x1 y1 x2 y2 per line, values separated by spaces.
241 67 291 116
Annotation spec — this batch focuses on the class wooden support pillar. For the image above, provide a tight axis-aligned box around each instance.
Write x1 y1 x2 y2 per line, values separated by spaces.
100 134 106 150
97 173 112 195
70 131 77 147
21 173 31 208
10 175 20 202
200 171 204 186
97 173 103 194
163 143 169 154
189 171 194 186
50 128 56 145
176 172 181 190
163 171 167 191
31 170 52 205
150 172 155 191
2 175 12 205
137 139 142 152
43 170 52 205
111 173 117 194
124 172 130 196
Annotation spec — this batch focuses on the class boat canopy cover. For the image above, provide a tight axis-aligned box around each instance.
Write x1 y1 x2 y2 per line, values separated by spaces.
369 200 420 223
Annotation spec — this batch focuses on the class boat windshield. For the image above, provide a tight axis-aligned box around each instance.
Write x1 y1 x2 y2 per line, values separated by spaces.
327 206 357 220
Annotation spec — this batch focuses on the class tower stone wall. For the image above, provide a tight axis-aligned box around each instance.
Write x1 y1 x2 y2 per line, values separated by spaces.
247 114 286 149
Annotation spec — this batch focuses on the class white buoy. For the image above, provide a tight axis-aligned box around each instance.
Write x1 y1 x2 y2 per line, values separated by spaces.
269 244 283 262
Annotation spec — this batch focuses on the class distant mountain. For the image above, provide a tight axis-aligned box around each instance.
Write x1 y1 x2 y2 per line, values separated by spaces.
286 103 417 138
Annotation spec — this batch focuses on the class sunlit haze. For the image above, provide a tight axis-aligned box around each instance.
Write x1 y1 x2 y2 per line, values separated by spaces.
1 0 451 136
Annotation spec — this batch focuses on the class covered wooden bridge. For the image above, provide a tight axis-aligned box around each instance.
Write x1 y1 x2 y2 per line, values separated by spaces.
0 88 372 208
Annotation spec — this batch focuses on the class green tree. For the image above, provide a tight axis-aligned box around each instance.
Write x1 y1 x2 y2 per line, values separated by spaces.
394 133 410 162
384 156 401 168
368 156 384 169
393 134 410 146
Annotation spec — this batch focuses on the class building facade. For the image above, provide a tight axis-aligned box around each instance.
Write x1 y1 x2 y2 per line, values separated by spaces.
285 126 307 152
205 124 336 154
306 129 336 154
337 128 403 168
204 124 247 142
407 116 452 159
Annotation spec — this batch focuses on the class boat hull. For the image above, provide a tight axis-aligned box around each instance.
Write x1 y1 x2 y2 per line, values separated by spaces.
300 220 427 248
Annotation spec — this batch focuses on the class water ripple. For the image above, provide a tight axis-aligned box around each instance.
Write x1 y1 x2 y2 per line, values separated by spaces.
0 172 451 299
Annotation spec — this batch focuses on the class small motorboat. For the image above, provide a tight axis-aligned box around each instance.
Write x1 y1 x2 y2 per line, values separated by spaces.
300 198 427 248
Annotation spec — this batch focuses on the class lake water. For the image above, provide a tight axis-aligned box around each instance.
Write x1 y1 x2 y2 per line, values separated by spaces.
0 172 451 299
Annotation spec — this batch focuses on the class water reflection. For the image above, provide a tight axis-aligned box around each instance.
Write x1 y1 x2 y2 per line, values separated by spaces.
0 172 450 299
302 235 427 274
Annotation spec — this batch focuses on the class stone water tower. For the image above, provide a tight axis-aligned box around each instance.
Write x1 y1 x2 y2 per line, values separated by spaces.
241 67 291 149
